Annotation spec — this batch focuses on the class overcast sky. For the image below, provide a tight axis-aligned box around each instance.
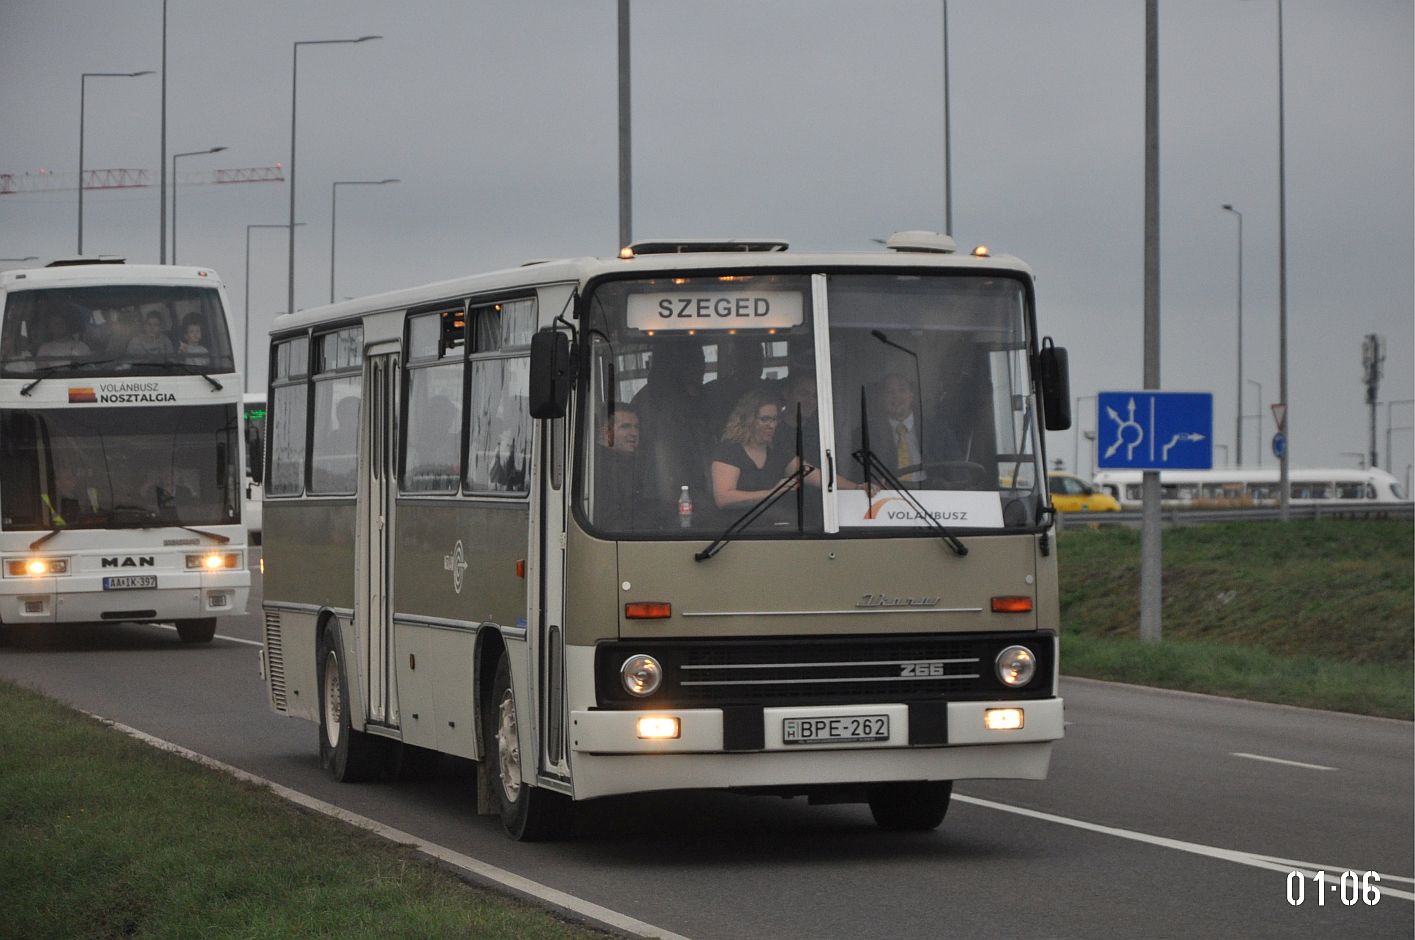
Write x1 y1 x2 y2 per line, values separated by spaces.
2 1 1411 479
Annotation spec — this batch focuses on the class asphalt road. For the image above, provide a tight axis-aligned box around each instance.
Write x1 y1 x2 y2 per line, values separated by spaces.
2 556 1410 940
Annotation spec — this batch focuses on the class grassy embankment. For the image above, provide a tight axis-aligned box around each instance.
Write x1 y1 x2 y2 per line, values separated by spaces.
0 681 602 940
1056 517 1413 719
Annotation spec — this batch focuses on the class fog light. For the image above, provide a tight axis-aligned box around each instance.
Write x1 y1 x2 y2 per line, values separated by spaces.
985 708 1025 730
635 716 680 739
995 645 1037 687
620 654 663 697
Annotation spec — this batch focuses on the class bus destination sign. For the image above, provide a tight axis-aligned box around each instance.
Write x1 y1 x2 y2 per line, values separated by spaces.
626 291 804 332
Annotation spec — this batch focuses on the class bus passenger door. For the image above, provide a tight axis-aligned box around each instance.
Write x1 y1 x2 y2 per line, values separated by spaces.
533 409 571 783
360 352 398 728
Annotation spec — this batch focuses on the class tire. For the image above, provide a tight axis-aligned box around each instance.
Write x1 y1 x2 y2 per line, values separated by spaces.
317 621 387 783
867 781 953 831
174 618 217 644
484 654 571 841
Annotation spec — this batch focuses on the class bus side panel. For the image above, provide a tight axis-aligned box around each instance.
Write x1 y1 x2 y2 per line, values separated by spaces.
262 499 357 722
391 500 529 627
563 521 621 648
262 500 358 610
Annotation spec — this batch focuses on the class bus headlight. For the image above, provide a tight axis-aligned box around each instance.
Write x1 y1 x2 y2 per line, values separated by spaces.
620 654 663 697
187 552 240 570
6 558 69 577
995 645 1037 687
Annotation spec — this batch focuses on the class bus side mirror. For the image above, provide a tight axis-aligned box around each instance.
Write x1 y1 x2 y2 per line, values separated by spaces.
246 424 264 484
1038 338 1071 431
529 329 575 419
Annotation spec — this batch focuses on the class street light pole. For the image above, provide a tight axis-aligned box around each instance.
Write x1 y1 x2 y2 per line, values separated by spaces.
78 70 153 255
1221 204 1243 467
330 179 398 303
171 146 227 264
1073 394 1095 475
1246 378 1263 466
246 222 304 393
288 35 381 318
1387 399 1414 474
1275 0 1290 520
942 0 952 235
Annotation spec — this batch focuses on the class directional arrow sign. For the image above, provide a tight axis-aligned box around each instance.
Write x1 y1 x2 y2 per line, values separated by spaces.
1096 391 1214 470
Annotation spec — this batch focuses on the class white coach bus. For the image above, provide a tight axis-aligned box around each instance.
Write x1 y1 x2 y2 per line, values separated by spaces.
260 233 1073 839
0 259 250 644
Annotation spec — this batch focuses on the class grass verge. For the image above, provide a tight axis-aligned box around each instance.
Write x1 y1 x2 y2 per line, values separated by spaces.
1057 518 1414 719
0 680 604 940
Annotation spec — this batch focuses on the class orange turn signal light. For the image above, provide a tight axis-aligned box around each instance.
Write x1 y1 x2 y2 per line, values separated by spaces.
991 596 1033 613
625 602 671 620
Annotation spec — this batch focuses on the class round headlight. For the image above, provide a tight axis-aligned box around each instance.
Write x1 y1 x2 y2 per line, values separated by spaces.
995 645 1037 687
620 654 663 697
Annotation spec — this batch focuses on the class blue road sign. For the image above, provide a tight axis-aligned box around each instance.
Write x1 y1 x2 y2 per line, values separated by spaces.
1096 391 1213 470
1272 432 1286 459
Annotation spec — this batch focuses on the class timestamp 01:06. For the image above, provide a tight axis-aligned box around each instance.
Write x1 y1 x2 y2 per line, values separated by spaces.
1286 870 1381 906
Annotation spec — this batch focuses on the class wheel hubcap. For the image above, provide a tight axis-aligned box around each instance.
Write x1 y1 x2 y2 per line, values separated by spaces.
496 688 521 801
323 650 342 749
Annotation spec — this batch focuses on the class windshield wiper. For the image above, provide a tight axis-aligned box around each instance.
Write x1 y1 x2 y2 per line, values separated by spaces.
127 360 223 390
105 505 230 543
19 359 120 396
695 461 814 562
29 528 67 550
855 387 967 557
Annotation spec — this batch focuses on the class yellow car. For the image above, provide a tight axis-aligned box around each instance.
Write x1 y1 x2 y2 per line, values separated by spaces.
1048 472 1122 512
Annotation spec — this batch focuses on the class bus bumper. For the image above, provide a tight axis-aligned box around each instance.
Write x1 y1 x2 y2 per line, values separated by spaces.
567 697 1063 801
0 571 249 624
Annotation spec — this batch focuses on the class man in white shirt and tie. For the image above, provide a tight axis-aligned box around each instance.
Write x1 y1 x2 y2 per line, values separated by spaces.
881 373 924 482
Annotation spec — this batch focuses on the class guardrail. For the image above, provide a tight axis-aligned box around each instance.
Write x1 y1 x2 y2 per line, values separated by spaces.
1056 502 1414 528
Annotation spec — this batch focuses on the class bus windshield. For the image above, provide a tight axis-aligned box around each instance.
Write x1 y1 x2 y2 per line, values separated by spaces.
580 271 1043 537
0 404 240 531
1 285 234 377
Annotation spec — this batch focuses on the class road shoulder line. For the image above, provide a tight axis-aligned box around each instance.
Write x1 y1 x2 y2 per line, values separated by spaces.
84 711 691 940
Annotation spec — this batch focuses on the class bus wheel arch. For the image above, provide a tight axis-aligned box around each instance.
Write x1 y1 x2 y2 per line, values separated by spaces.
478 634 571 841
316 613 386 782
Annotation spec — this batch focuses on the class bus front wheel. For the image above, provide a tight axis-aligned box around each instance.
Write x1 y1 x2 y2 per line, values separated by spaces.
174 618 216 643
867 780 953 831
317 622 386 782
485 654 571 841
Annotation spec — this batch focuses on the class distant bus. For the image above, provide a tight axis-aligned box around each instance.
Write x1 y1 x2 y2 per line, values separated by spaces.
243 393 266 545
1092 467 1408 510
0 259 250 644
260 233 1073 839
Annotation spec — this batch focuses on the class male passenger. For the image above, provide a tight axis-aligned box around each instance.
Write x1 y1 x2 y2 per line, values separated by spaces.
593 405 640 527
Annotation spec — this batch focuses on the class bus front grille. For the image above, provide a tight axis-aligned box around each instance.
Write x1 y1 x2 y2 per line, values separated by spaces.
263 610 288 712
594 632 1055 709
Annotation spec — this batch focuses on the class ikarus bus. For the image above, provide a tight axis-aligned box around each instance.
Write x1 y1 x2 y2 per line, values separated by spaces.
259 232 1073 839
0 259 250 644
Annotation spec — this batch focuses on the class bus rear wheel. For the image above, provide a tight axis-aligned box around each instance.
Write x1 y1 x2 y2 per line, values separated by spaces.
174 618 217 644
485 654 570 841
867 781 953 831
317 622 386 782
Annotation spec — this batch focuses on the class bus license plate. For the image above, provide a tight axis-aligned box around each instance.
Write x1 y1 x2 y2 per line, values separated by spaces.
782 714 890 745
103 576 157 591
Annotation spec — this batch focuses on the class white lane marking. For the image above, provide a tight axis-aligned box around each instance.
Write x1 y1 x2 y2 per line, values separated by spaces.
954 795 1415 903
87 714 692 940
151 623 262 648
1247 852 1415 887
1231 752 1338 772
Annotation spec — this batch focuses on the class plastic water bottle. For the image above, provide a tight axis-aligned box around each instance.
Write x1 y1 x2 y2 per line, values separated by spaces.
677 485 693 527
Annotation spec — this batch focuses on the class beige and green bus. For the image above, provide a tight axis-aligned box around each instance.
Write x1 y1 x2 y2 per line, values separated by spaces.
259 232 1073 840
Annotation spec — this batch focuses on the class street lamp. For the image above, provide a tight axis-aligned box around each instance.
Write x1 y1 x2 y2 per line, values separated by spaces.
942 0 953 235
0 256 38 264
246 222 305 392
331 178 398 302
78 70 153 254
171 146 227 264
288 35 382 318
1272 0 1291 519
1221 204 1244 467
